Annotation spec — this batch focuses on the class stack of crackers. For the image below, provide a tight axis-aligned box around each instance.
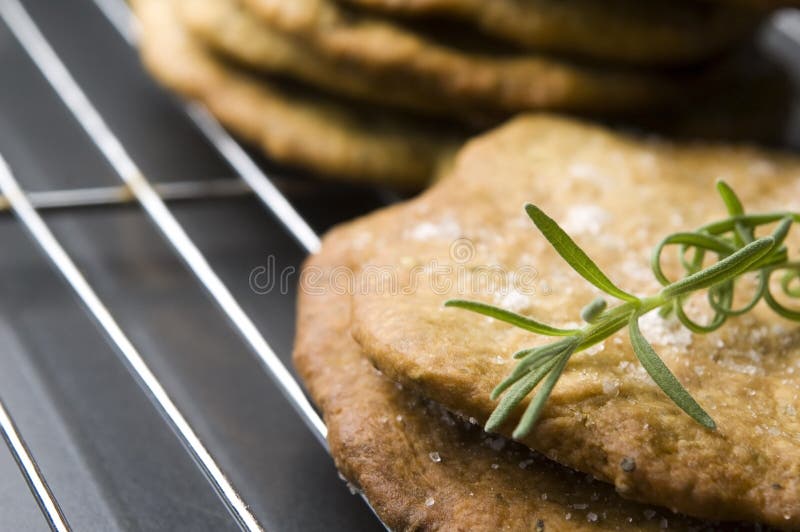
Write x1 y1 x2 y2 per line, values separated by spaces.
134 0 792 187
296 116 800 530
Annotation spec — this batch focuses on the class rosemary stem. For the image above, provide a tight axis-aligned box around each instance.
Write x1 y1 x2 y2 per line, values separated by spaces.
573 296 659 352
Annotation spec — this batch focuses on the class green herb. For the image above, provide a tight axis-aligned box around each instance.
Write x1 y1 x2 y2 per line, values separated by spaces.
446 181 800 439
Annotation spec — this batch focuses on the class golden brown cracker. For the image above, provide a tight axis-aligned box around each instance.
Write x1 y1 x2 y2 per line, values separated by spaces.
175 0 491 122
340 0 759 65
241 0 697 115
294 222 706 531
132 0 461 186
346 115 800 527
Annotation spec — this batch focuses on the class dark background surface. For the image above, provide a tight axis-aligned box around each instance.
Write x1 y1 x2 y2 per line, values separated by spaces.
1 1 799 530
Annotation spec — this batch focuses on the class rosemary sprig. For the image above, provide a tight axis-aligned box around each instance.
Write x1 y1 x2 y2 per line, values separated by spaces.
446 181 800 440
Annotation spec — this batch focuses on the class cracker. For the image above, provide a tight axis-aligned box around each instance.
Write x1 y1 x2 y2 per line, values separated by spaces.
340 0 758 65
242 0 695 115
132 0 461 186
294 222 704 530
348 115 800 526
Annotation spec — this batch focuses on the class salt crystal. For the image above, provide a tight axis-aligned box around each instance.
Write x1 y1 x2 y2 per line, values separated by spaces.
587 512 599 522
439 410 456 426
519 459 534 469
396 415 403 423
669 213 684 227
637 312 692 349
407 217 461 241
693 366 705 377
541 493 548 501
425 497 435 507
749 160 775 176
429 452 442 463
602 380 620 396
565 513 572 520
488 437 506 451
561 205 610 236
569 162 602 180
768 426 781 436
351 231 372 249
491 463 499 470
496 288 531 312
573 503 588 510
660 518 669 529
643 510 657 520
746 349 763 364
620 457 636 472
620 259 654 284
468 417 478 425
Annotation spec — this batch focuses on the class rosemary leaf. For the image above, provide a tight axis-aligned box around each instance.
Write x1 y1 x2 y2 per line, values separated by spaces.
716 180 744 217
493 338 579 399
444 299 578 336
628 313 715 429
485 356 560 434
581 297 607 323
525 204 639 303
661 237 774 298
512 349 573 440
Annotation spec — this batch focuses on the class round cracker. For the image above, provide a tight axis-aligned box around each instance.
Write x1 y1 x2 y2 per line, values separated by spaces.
340 0 759 65
241 0 699 115
175 0 494 123
295 222 707 530
347 115 800 527
132 0 461 187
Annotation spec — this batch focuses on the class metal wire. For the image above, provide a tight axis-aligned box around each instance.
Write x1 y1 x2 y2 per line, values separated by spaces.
0 151 262 532
1 0 328 447
0 3 269 531
91 0 322 253
0 393 70 532
775 9 800 46
0 179 252 211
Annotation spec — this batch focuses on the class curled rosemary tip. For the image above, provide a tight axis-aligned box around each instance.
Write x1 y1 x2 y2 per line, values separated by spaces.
446 180 800 440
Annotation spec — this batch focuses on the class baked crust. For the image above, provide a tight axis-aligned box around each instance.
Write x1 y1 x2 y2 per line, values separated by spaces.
339 0 759 65
347 115 800 527
241 0 698 115
294 221 705 531
132 0 460 186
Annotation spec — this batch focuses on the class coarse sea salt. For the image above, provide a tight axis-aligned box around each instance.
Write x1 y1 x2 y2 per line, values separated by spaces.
406 217 461 241
602 380 620 396
561 205 610 236
568 162 603 180
637 312 692 349
495 287 531 312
